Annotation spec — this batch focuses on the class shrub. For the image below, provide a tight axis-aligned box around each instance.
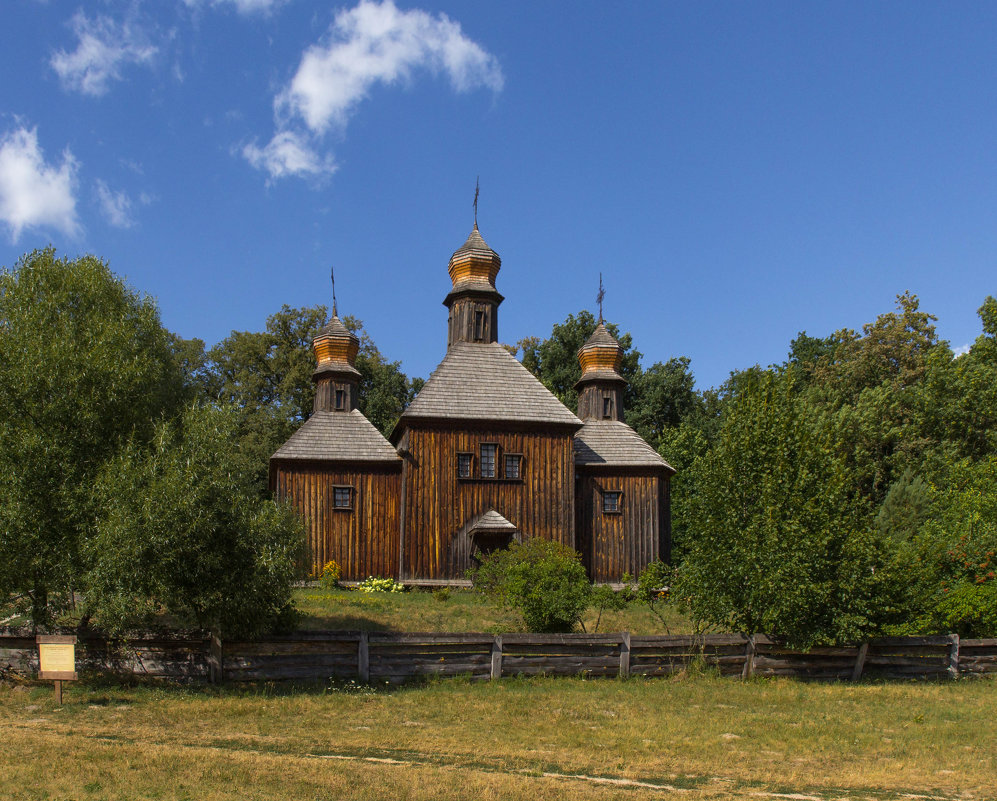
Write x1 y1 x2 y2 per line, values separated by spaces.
635 560 673 632
319 560 342 590
471 539 591 633
357 576 405 593
933 583 997 638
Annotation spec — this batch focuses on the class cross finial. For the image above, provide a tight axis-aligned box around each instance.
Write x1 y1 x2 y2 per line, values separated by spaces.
330 265 338 317
473 176 480 227
597 272 605 324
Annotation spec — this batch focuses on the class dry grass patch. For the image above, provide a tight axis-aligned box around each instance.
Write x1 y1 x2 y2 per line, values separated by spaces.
3 673 994 800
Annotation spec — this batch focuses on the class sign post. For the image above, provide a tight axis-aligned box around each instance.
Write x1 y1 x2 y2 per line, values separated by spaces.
37 635 78 704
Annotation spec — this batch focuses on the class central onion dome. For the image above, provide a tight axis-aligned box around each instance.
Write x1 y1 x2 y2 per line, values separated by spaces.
313 314 359 371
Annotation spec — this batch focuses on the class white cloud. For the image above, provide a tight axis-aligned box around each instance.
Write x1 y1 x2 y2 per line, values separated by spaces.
953 343 972 358
95 180 134 228
244 1 501 182
279 0 503 134
50 12 157 96
0 126 79 242
183 0 287 15
242 131 337 181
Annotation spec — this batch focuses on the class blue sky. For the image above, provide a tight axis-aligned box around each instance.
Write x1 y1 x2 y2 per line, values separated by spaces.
3 1 996 389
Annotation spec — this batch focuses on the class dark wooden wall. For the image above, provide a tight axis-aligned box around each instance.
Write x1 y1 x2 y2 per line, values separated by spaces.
272 462 401 580
401 425 576 580
575 470 667 583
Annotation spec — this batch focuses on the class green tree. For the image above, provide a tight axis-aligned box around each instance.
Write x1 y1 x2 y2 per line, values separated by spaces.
675 370 884 648
85 404 304 637
627 356 701 447
0 249 185 626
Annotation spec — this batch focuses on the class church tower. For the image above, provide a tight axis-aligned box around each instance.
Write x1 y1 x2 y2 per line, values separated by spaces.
575 323 627 422
312 314 361 413
443 224 503 348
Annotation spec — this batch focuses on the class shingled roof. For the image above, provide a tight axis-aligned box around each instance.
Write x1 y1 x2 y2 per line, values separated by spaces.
452 224 500 262
574 420 675 472
397 341 582 429
272 410 400 463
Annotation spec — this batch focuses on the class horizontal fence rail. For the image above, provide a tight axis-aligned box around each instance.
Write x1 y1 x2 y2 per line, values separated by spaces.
2 628 996 684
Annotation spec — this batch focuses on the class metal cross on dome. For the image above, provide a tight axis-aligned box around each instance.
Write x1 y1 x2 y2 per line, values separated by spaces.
473 177 480 226
597 273 605 324
331 265 338 317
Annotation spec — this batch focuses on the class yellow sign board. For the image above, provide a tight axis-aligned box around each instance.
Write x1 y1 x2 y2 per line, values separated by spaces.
37 635 78 681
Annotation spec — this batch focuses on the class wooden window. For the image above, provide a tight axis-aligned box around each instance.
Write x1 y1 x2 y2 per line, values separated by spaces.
335 389 346 410
332 486 353 510
602 491 622 514
504 454 522 479
602 396 613 419
480 443 497 478
474 309 486 341
457 452 473 479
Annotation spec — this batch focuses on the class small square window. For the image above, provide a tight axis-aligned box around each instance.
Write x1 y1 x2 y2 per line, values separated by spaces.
333 486 353 510
602 491 621 514
457 453 473 478
480 444 497 478
504 454 522 479
335 389 346 410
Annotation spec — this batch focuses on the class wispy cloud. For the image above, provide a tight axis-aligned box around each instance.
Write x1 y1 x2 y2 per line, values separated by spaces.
50 12 157 96
183 0 288 15
245 0 502 181
95 180 134 228
0 126 79 242
953 343 972 358
242 131 336 182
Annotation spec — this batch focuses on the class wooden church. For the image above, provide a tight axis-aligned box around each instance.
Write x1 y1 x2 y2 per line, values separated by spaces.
270 222 675 584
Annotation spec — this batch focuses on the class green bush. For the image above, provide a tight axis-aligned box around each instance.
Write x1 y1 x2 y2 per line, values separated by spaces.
319 560 342 590
471 539 591 633
357 576 405 593
933 583 997 638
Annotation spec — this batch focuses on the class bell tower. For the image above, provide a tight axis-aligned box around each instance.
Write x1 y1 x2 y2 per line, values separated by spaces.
312 313 361 413
443 223 503 349
575 323 627 421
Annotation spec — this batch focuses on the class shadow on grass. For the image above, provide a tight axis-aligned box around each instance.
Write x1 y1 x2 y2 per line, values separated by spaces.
296 614 394 632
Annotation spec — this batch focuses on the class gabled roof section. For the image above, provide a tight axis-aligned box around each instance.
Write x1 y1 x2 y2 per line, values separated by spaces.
271 410 400 463
574 420 675 472
397 341 582 431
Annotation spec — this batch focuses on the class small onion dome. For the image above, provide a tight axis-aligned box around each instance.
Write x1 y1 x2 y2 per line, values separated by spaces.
448 223 501 291
313 315 360 377
577 323 624 381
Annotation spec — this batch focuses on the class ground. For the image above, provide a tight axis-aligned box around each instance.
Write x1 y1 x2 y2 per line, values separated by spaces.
2 672 993 800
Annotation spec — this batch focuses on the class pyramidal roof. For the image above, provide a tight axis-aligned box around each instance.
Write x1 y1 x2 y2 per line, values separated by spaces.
272 410 400 463
580 322 621 350
315 315 356 340
451 223 500 262
574 420 675 472
396 341 581 432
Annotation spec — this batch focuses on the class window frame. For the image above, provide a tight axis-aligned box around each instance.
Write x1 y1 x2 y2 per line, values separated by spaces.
602 396 613 419
602 490 622 515
332 485 354 511
456 452 474 479
503 453 523 480
473 308 486 341
479 442 499 479
334 388 346 411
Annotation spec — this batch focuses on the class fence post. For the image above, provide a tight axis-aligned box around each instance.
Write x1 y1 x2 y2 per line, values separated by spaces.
851 642 869 682
619 633 631 679
741 635 756 679
490 635 503 680
208 631 223 684
948 634 960 679
358 632 370 683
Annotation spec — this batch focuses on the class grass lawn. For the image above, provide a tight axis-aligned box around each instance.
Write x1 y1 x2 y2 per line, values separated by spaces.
2 672 993 800
293 586 695 634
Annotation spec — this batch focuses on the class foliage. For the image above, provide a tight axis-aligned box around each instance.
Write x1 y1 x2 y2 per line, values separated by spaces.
470 539 591 632
357 577 406 593
0 249 186 626
588 582 633 633
84 404 304 638
518 310 642 412
319 560 342 590
675 370 886 648
635 560 673 632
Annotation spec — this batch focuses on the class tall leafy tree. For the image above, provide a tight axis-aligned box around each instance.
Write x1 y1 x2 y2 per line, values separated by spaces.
0 250 185 625
675 370 885 647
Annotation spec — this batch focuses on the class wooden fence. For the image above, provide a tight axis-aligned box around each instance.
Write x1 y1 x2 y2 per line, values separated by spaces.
2 628 996 684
